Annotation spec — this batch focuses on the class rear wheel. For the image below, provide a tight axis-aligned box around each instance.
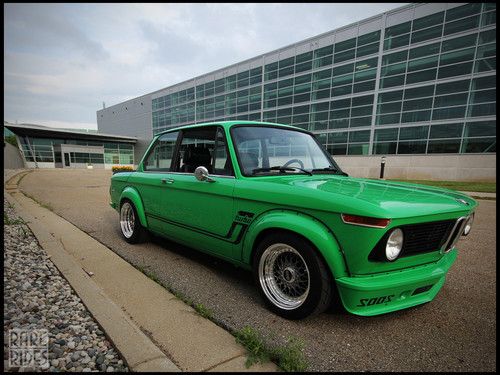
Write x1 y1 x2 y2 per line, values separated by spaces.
253 232 333 320
120 200 146 243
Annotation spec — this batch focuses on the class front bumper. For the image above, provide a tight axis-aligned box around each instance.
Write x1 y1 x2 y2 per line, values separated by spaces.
336 249 457 316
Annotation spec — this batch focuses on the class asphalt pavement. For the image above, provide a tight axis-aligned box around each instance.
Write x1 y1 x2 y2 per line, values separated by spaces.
18 169 496 372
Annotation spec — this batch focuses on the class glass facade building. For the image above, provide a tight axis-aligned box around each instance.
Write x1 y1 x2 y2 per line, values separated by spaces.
149 3 495 156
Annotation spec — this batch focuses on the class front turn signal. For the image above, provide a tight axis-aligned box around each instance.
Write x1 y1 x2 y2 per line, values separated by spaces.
341 214 391 228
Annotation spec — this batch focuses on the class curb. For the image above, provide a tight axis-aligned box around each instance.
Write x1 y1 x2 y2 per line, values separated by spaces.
5 171 180 372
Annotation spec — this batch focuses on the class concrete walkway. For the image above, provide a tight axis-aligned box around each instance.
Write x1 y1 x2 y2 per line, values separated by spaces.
5 170 277 372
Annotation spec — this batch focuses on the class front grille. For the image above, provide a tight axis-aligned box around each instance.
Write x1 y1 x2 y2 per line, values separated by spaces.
369 219 457 261
402 219 456 255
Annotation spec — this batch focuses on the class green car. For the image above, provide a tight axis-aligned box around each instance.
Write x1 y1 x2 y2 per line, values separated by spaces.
110 121 476 320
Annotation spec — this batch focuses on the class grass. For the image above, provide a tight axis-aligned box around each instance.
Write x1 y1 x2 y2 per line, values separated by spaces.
4 212 27 226
388 179 496 193
235 326 308 371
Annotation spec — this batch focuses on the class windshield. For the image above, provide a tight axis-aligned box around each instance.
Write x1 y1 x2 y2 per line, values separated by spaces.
231 126 341 176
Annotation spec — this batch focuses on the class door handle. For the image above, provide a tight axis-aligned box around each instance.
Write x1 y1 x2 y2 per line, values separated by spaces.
161 178 175 184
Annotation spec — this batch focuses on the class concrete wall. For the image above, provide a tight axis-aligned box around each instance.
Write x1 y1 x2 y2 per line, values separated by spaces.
4 142 25 169
334 154 496 182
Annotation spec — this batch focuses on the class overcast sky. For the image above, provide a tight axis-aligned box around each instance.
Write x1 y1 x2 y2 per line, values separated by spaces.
4 3 407 130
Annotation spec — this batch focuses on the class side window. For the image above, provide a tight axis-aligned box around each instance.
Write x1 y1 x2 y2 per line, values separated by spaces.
213 128 233 176
176 127 216 173
143 131 179 172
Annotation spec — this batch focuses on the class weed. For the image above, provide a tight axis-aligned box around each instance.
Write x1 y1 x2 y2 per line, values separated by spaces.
235 326 308 371
4 212 27 226
194 303 212 319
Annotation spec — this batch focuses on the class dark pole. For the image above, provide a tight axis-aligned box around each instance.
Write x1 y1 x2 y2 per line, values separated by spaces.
380 156 386 179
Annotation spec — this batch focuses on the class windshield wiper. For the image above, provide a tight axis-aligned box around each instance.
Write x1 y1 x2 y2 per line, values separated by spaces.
252 165 312 176
311 166 349 176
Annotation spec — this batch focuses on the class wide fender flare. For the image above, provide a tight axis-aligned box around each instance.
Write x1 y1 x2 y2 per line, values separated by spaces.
242 210 349 279
120 187 148 227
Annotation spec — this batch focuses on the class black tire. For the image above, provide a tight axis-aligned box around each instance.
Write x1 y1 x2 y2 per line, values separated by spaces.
253 231 333 320
119 200 147 244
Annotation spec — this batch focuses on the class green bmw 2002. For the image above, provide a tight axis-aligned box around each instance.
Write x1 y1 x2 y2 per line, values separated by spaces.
110 121 476 320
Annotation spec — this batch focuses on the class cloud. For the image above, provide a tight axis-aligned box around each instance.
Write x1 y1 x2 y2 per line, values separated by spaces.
4 3 408 129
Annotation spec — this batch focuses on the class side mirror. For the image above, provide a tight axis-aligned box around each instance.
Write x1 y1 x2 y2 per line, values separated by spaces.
194 166 215 183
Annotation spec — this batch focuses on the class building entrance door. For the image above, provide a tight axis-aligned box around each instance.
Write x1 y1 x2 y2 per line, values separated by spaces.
64 153 70 167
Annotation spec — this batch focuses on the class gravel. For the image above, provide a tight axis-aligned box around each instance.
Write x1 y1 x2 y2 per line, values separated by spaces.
3 198 129 372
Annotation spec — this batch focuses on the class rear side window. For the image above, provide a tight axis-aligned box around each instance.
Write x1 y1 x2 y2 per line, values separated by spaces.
143 131 179 172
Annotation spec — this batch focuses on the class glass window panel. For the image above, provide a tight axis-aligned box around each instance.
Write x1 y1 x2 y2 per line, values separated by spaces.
464 120 496 137
353 79 375 93
350 116 371 127
312 88 330 100
314 68 332 81
407 55 438 72
294 83 311 94
429 123 463 138
385 21 411 38
332 74 353 86
335 37 356 52
332 63 354 76
384 33 410 50
484 3 496 11
476 44 496 59
403 97 433 111
378 90 403 103
331 98 351 109
277 96 293 106
330 108 350 119
376 113 401 125
378 101 402 114
265 70 278 81
330 119 350 129
296 51 313 64
469 89 496 104
411 24 443 44
444 15 480 36
472 76 495 90
314 45 333 58
437 61 473 79
250 67 262 76
401 110 431 123
468 102 496 117
355 57 378 70
350 106 372 117
427 139 461 153
461 137 496 153
409 42 440 59
354 69 376 82
380 74 405 88
313 78 331 90
436 79 470 95
331 84 352 97
352 94 374 107
375 128 398 141
413 11 445 31
295 61 313 73
312 101 330 112
348 143 370 155
358 30 380 46
475 57 496 72
294 74 311 85
432 106 467 120
381 62 406 77
442 33 478 52
397 140 427 154
278 66 294 78
334 49 355 63
278 78 293 89
382 50 408 65
328 144 347 155
374 142 397 154
356 42 379 58
331 131 348 143
349 130 370 142
406 68 437 84
434 93 469 107
481 10 496 27
237 71 249 80
440 48 475 66
446 3 481 22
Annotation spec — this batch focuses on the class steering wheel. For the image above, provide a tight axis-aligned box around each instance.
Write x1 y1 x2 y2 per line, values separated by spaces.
282 158 304 169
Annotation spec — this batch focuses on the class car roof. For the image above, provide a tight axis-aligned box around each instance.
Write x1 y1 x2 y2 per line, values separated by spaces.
154 121 305 137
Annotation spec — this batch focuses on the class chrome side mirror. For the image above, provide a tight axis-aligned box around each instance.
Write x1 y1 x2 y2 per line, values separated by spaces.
194 166 215 183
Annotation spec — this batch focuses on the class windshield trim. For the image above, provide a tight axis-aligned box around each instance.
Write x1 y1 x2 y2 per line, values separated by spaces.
229 124 343 178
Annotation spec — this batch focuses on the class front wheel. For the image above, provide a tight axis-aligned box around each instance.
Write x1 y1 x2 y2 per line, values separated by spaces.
120 200 146 243
253 232 333 320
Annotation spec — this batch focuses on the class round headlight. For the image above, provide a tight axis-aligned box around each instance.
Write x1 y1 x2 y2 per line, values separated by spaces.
463 214 474 236
386 228 404 261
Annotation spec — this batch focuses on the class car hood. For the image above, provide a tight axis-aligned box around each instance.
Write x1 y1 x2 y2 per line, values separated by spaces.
238 175 476 219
